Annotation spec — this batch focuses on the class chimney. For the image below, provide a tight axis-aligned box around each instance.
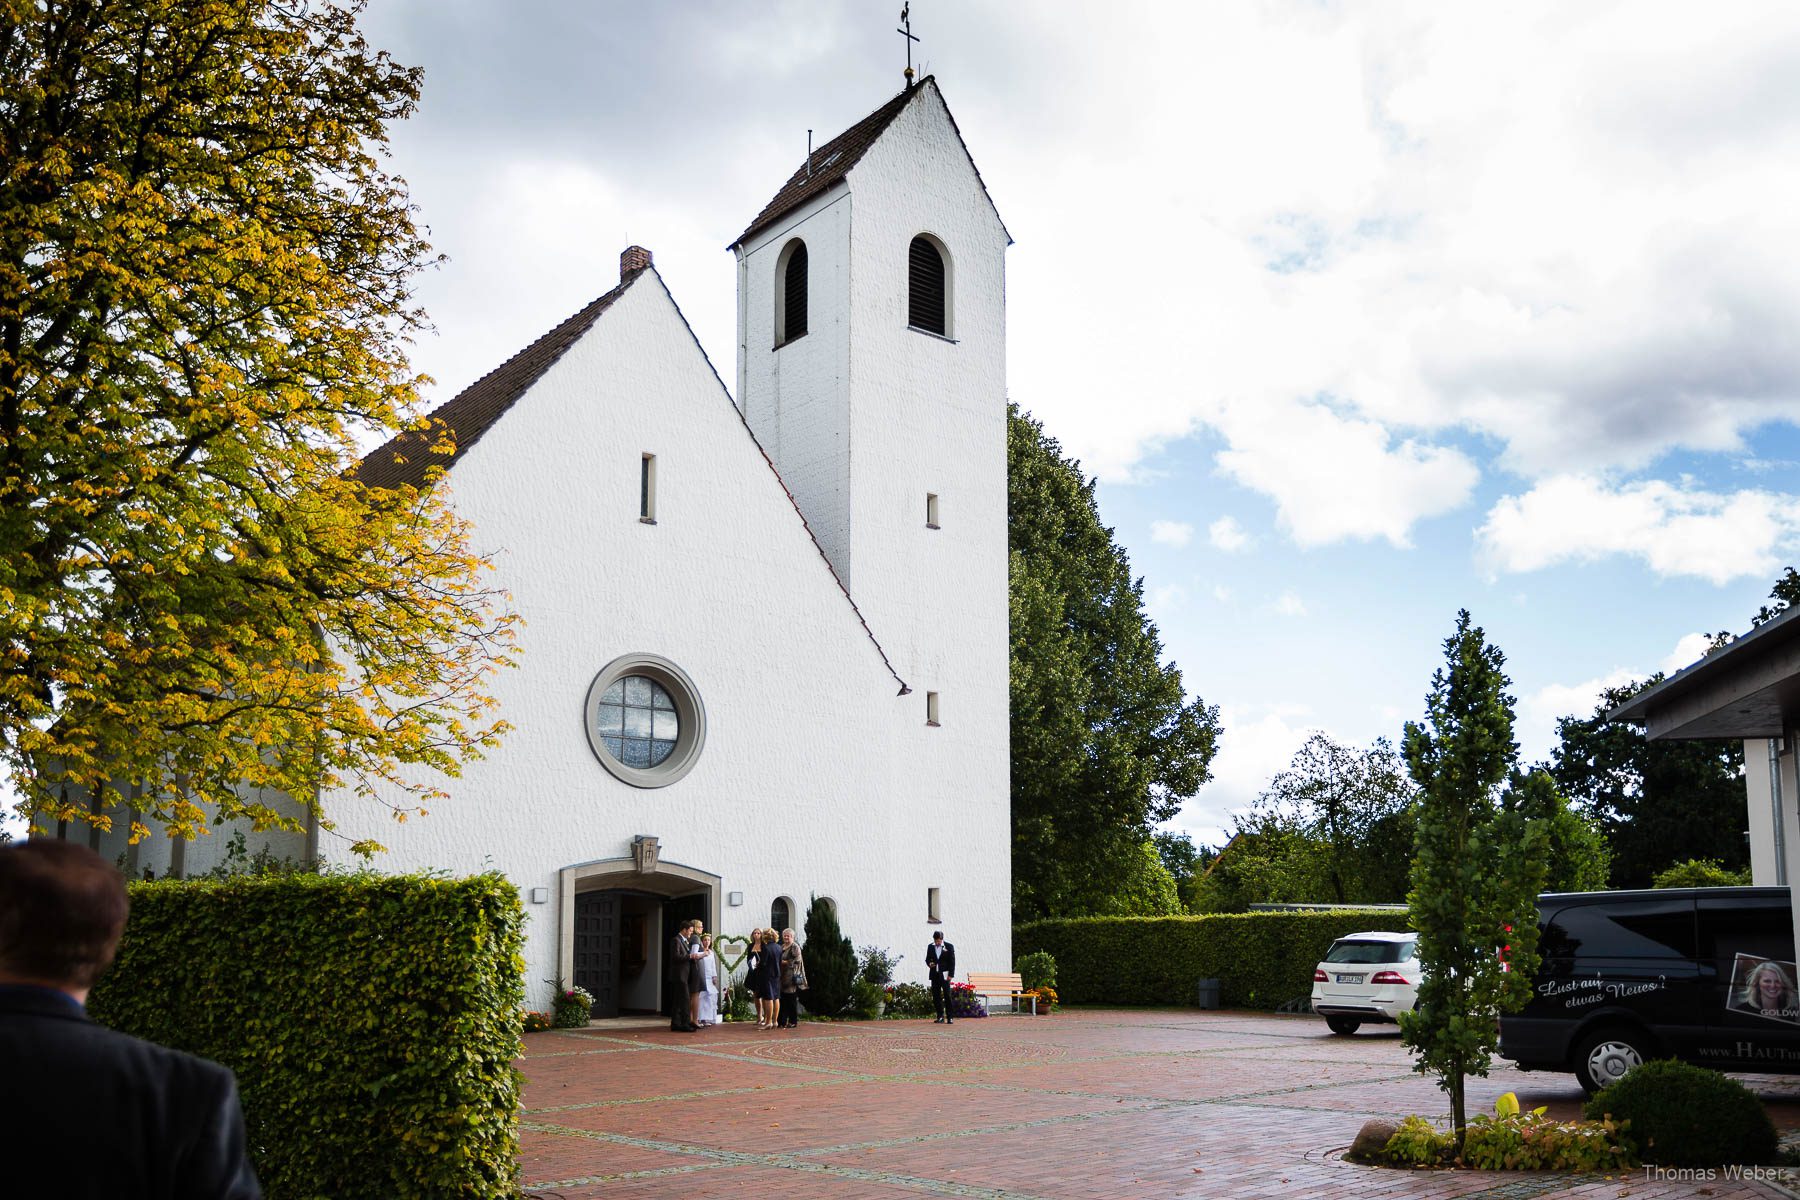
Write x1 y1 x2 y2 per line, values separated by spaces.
620 245 653 279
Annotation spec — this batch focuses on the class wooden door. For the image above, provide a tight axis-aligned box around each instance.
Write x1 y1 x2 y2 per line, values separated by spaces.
574 890 620 1018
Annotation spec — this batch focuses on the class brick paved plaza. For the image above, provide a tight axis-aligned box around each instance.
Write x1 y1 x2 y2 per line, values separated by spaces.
519 1009 1800 1199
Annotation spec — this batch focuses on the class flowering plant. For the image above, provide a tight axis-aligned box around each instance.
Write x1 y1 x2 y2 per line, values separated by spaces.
545 977 595 1028
948 981 988 1019
521 1010 554 1033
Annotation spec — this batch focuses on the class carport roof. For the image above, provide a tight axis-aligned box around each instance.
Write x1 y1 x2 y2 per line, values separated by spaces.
1608 605 1800 739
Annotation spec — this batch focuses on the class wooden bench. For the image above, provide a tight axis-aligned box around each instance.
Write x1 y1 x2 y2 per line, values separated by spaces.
967 971 1038 1015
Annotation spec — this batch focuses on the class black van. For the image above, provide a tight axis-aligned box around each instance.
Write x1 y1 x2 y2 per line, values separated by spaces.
1499 886 1798 1093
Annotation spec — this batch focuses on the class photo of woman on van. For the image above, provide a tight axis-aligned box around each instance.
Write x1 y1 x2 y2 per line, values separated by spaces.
1729 955 1799 1023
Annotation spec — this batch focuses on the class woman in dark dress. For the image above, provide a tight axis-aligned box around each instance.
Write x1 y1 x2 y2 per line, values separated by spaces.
755 929 782 1029
745 929 770 1029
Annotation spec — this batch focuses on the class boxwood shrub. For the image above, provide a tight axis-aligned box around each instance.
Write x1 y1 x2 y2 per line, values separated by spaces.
1013 910 1402 1009
89 872 526 1199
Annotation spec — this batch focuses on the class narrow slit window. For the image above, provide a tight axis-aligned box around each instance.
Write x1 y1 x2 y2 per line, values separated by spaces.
925 691 940 726
640 453 657 523
928 887 942 923
925 492 940 528
908 236 947 335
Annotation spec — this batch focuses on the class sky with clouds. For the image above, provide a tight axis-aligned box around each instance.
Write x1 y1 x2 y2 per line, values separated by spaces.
350 0 1800 846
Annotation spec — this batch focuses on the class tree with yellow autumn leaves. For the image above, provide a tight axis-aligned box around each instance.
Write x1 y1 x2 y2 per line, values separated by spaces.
0 1 517 853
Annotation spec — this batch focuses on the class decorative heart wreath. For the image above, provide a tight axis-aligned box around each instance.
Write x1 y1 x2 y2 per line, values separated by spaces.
711 934 752 975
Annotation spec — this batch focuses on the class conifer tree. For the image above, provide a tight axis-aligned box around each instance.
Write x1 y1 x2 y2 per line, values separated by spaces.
800 895 855 1016
1400 611 1547 1153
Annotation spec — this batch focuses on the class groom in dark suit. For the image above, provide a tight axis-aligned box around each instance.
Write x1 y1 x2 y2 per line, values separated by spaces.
0 839 261 1199
667 919 698 1031
926 930 956 1025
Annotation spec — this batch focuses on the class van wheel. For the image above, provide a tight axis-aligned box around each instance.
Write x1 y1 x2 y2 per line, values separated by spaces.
1325 1016 1361 1036
1573 1027 1649 1095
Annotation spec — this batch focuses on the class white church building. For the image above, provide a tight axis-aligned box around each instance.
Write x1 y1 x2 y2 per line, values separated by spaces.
116 78 1013 1014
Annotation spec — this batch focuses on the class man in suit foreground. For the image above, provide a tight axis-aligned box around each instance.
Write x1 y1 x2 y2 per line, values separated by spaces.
668 918 699 1031
926 929 956 1025
0 839 261 1199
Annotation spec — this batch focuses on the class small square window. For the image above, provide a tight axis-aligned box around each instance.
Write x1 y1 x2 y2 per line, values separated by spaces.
926 691 940 726
928 887 942 923
925 492 940 529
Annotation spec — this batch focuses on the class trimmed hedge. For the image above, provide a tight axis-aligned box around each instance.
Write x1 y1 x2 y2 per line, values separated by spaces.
1014 910 1402 1009
89 872 526 1199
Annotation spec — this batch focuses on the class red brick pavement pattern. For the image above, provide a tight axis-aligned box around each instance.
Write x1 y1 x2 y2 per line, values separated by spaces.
518 1011 1800 1199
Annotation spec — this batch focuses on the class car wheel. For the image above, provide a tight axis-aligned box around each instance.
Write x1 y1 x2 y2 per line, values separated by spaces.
1573 1027 1650 1095
1325 1015 1361 1036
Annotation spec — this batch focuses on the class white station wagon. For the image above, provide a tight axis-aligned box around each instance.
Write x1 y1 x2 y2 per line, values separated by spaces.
1310 931 1422 1035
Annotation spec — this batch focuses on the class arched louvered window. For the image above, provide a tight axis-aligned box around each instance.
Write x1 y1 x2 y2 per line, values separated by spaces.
776 239 807 346
908 235 947 336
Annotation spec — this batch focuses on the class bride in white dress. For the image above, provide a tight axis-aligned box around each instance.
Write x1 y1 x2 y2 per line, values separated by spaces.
696 933 720 1026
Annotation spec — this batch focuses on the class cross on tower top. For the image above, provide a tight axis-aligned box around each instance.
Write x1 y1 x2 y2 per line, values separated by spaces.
897 4 919 87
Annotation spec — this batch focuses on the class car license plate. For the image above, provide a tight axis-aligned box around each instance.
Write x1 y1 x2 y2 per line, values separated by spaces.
1335 974 1364 984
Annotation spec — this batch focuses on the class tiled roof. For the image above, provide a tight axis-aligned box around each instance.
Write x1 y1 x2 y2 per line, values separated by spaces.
730 82 922 249
354 270 645 491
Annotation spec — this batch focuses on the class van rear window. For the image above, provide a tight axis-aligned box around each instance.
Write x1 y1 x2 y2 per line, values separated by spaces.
1326 940 1413 964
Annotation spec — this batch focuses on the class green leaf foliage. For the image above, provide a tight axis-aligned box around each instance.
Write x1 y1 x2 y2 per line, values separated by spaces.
1400 611 1548 1152
1007 405 1221 921
1014 910 1400 1009
1524 770 1612 892
1013 950 1057 992
1549 678 1748 886
0 0 519 847
1583 1060 1779 1167
88 872 525 1199
800 895 856 1016
1651 858 1753 888
1191 734 1419 911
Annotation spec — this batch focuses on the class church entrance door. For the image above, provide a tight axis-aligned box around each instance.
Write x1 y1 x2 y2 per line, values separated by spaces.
572 891 620 1018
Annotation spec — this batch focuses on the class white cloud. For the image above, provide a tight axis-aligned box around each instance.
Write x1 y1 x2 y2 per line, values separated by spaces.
1208 516 1252 553
1004 2 1800 509
1476 475 1800 585
1150 519 1194 547
1164 705 1320 844
1210 395 1479 548
1211 584 1232 603
1517 669 1642 765
1273 590 1308 617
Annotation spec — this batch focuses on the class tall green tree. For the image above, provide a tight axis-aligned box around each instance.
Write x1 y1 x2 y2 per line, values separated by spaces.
1400 611 1546 1154
1511 769 1609 892
0 0 517 849
1549 680 1747 886
1255 732 1416 903
1151 829 1203 899
1090 839 1183 916
1008 406 1221 920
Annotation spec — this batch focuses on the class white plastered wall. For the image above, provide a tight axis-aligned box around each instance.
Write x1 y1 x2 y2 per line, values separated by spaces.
734 82 1013 979
322 268 1007 1002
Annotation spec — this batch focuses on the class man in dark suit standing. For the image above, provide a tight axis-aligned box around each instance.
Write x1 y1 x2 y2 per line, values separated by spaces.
667 918 699 1031
926 930 956 1025
0 839 261 1199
